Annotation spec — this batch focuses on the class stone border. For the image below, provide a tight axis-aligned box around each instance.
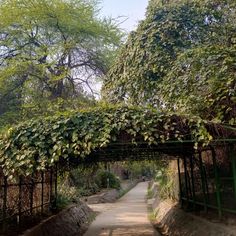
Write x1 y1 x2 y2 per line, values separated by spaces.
22 202 94 236
148 182 236 236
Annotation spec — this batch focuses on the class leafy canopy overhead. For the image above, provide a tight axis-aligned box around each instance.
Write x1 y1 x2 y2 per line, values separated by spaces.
0 105 217 178
0 0 122 128
103 0 236 124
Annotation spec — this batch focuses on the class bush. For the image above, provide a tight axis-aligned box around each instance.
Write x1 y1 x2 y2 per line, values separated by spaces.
77 184 100 196
53 193 71 211
155 167 176 200
96 171 121 189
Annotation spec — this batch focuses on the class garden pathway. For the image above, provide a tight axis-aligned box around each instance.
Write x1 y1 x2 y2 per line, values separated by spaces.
84 182 160 236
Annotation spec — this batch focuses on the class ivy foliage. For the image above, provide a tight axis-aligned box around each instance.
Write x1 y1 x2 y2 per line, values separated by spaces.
103 0 236 123
161 46 236 124
0 105 217 178
0 0 122 128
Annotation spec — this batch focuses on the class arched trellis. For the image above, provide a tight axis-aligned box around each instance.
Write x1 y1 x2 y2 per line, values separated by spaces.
0 106 236 231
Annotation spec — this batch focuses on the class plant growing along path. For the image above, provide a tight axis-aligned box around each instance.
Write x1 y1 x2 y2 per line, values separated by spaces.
84 182 160 236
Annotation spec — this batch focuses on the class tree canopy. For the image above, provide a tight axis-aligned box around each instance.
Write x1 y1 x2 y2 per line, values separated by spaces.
0 0 122 128
103 0 236 124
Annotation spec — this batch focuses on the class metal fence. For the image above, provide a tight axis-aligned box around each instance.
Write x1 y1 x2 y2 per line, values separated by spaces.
178 144 236 218
0 167 57 234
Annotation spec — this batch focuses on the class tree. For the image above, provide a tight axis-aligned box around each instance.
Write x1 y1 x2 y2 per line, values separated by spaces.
103 0 236 123
161 45 236 124
0 0 122 127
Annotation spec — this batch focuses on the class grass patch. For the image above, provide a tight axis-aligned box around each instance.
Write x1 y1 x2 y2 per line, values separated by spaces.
148 210 156 222
147 188 154 199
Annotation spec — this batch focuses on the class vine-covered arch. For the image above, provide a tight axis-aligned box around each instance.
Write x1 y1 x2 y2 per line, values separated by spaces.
0 105 236 229
0 105 235 178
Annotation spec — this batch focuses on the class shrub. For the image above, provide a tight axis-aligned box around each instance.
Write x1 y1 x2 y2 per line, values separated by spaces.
96 171 121 189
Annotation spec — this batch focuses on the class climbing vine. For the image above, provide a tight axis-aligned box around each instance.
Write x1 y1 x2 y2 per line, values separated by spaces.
102 0 236 124
161 46 236 124
0 105 221 179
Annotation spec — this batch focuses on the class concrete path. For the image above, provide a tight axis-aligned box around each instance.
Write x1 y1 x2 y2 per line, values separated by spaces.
84 182 160 236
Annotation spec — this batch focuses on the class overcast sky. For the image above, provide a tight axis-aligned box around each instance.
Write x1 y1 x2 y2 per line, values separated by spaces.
99 0 149 32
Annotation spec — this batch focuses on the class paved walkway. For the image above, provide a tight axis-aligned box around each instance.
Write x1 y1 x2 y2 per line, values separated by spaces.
84 182 160 236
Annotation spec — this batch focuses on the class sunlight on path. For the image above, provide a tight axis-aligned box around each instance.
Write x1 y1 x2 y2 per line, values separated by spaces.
84 182 160 236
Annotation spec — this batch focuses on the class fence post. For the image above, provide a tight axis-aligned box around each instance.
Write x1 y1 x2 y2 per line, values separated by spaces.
49 168 53 209
190 155 196 210
54 165 58 208
211 147 222 219
18 176 22 226
230 145 236 202
2 176 8 231
30 174 34 215
177 158 183 207
41 172 44 215
187 170 193 199
199 151 208 212
183 155 189 207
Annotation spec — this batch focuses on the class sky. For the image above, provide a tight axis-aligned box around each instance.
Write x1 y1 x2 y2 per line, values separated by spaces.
0 1 150 108
92 0 149 97
99 0 149 32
